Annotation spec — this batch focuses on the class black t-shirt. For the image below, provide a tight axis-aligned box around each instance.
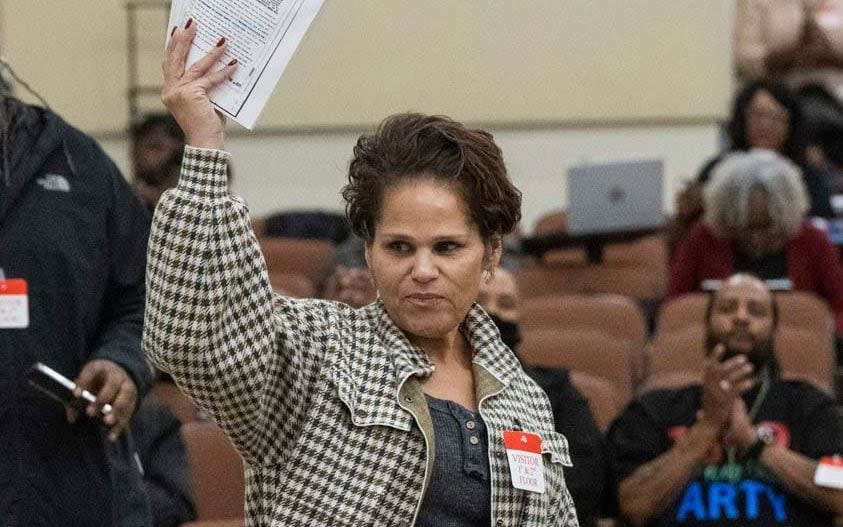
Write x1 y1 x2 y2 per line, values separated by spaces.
733 248 788 281
527 367 609 527
608 381 843 526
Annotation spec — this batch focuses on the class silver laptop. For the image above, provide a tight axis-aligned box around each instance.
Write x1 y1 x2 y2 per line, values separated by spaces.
566 158 664 236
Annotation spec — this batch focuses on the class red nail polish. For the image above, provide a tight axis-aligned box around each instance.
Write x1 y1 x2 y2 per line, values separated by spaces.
170 26 177 37
228 59 238 66
185 17 193 29
216 37 226 47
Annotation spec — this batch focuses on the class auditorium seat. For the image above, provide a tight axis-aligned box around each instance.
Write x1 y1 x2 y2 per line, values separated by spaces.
569 370 623 431
655 292 708 335
181 421 245 522
777 291 835 332
642 326 706 392
520 294 647 344
520 294 648 386
602 235 667 268
268 271 317 298
149 381 201 423
533 209 567 236
519 326 639 406
515 261 666 301
776 327 834 394
258 237 337 295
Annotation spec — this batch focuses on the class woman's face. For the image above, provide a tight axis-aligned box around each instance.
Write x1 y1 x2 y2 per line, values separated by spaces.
745 90 790 152
366 178 498 348
733 188 786 260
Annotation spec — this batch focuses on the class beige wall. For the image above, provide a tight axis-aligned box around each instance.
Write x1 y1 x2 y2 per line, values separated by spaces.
3 1 734 134
3 1 733 227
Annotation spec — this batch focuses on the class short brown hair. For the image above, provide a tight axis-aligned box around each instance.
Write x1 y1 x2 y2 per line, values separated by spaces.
342 113 521 243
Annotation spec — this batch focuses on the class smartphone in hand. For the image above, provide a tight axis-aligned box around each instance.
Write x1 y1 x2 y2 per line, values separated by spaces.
27 362 113 416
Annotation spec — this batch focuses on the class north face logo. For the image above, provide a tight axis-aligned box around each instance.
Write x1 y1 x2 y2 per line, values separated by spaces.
36 174 71 193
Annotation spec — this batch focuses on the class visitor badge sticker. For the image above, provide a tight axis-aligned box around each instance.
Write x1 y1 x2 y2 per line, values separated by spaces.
815 456 843 489
0 279 28 329
502 430 545 493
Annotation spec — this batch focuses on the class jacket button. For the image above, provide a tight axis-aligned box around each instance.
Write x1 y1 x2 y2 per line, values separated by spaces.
495 451 505 458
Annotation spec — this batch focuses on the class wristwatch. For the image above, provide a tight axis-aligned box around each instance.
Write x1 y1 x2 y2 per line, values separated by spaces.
742 425 776 461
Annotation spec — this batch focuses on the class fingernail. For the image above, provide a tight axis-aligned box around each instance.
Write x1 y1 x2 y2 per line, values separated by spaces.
228 59 238 66
184 17 193 29
216 37 226 47
170 26 177 37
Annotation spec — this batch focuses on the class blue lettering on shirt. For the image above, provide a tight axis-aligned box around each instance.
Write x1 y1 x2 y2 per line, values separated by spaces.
674 480 787 522
765 485 787 522
741 480 765 519
677 483 706 521
709 482 739 520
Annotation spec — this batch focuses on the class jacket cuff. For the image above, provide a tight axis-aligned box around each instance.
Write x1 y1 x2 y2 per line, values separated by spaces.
177 145 232 199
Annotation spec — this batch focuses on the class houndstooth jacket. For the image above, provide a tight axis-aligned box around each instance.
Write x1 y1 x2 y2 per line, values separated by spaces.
143 146 579 527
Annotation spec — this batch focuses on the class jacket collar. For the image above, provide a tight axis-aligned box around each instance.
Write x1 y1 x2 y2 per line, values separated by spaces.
331 301 521 430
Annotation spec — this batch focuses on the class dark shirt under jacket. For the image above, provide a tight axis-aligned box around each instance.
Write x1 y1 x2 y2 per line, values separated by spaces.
416 394 492 527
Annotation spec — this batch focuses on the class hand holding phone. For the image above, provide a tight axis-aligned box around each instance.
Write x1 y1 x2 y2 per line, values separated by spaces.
27 362 113 417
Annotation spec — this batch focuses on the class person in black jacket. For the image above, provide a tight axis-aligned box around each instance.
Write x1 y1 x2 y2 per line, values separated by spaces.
0 88 153 525
477 266 610 527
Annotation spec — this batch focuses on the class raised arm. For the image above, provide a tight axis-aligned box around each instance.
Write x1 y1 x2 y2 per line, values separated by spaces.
143 23 327 463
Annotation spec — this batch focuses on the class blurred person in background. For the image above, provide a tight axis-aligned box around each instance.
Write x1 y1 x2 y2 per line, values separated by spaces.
668 81 834 256
131 396 195 527
130 113 185 211
735 0 843 99
667 149 843 343
610 274 843 526
478 266 609 527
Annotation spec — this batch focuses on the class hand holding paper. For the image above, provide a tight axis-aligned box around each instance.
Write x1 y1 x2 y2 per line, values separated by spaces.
165 0 325 129
162 21 238 149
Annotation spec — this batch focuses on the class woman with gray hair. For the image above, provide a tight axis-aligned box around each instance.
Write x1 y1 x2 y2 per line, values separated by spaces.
668 149 843 335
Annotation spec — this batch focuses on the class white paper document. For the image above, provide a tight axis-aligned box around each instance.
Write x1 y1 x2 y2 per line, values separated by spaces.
166 0 324 129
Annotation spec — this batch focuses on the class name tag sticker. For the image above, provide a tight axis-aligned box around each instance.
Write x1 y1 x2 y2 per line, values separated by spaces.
0 279 29 329
815 456 843 489
502 430 545 493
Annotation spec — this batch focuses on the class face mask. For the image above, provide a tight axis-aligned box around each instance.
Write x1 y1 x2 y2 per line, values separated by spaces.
490 314 521 352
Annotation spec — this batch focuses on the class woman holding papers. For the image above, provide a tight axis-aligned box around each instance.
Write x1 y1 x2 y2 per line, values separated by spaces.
144 22 578 526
